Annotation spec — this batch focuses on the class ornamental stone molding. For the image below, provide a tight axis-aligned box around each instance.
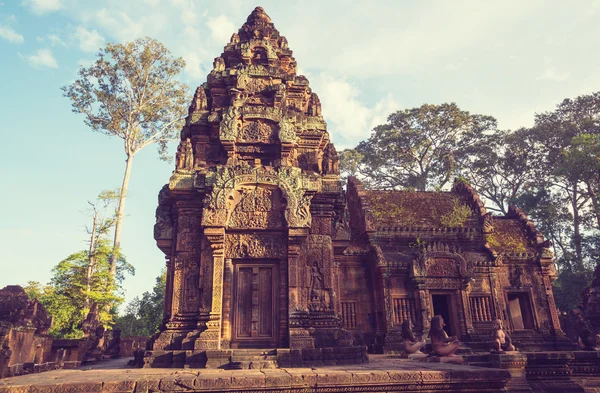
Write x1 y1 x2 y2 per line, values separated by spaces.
201 165 321 228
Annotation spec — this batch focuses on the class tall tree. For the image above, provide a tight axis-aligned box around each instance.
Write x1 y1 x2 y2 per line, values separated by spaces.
62 37 189 277
84 189 119 308
25 239 134 338
343 103 497 190
461 128 537 214
532 92 600 271
115 270 165 336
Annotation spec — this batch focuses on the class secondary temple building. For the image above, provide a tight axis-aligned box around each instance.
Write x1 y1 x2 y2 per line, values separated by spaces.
147 7 569 367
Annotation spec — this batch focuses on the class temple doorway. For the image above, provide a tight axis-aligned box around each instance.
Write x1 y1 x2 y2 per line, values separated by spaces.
431 293 455 336
507 293 535 330
231 261 279 348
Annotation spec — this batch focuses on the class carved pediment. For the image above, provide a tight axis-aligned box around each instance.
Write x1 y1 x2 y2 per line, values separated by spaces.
227 186 284 229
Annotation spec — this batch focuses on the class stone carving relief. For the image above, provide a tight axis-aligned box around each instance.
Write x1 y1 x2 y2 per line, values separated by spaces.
154 204 173 240
213 56 226 72
240 39 277 60
175 138 194 171
278 118 297 143
228 186 284 228
306 235 334 312
426 258 459 277
182 258 200 313
322 143 339 175
219 107 241 141
189 86 208 113
176 215 201 251
310 262 326 302
239 121 276 143
201 166 320 228
225 233 287 259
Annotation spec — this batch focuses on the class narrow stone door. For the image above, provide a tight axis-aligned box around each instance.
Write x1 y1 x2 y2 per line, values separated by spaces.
232 263 278 348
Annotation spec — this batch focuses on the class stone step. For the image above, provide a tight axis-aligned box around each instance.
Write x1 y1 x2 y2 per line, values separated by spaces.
229 360 279 370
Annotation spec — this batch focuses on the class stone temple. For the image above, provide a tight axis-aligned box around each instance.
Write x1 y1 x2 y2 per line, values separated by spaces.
147 6 569 368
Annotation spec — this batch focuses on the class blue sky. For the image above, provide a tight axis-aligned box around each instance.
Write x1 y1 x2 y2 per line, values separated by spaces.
1 0 600 308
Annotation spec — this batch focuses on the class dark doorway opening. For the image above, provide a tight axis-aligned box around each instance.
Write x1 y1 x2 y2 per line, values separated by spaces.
432 294 453 336
507 293 535 330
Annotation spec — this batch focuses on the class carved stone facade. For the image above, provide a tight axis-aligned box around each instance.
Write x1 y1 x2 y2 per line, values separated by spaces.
146 7 360 368
147 7 570 369
344 177 573 353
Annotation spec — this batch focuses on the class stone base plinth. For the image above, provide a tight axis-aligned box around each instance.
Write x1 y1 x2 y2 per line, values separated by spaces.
142 346 368 369
0 355 510 393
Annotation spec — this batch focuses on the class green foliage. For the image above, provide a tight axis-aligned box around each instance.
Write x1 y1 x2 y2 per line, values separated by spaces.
553 267 594 312
115 270 166 337
61 37 190 160
340 102 497 190
368 192 417 226
438 199 472 228
24 239 134 338
344 92 600 312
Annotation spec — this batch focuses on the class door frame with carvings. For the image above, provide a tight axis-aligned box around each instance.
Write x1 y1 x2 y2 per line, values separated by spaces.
230 259 280 348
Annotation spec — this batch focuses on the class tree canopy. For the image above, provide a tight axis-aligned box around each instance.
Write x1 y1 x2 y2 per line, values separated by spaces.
341 94 600 311
344 103 497 190
62 37 190 277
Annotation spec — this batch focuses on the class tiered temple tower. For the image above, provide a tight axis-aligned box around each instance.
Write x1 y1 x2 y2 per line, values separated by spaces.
148 7 365 368
147 6 571 368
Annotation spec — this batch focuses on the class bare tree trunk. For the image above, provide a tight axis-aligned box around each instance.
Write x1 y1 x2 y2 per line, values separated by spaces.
571 183 584 271
110 155 134 278
86 210 99 308
587 180 600 230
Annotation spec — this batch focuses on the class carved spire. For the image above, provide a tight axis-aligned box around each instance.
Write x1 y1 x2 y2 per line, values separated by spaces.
176 6 339 177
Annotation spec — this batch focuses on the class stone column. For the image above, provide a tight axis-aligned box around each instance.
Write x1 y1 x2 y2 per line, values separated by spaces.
163 256 174 327
195 228 225 350
541 265 564 336
288 230 314 350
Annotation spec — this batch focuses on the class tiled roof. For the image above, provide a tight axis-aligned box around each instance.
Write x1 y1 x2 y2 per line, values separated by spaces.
486 218 535 253
364 190 478 228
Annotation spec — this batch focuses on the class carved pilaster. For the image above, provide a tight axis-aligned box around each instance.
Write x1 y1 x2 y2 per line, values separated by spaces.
195 228 225 350
163 256 174 327
541 268 564 335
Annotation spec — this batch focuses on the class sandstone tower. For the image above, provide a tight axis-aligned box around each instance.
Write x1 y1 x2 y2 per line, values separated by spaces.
149 6 365 368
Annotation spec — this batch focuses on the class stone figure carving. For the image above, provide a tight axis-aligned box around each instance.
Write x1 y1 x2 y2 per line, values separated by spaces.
310 262 325 303
278 118 296 143
220 107 241 141
213 56 226 72
176 138 194 171
184 262 199 303
510 266 522 288
579 328 600 351
322 143 339 175
429 315 460 357
490 319 516 353
400 320 426 354
190 86 208 112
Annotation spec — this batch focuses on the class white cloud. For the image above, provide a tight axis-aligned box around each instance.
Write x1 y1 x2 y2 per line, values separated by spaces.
207 15 235 45
21 0 62 15
310 73 399 148
0 24 24 43
94 8 144 42
26 48 58 68
537 68 569 82
48 33 67 47
73 26 105 52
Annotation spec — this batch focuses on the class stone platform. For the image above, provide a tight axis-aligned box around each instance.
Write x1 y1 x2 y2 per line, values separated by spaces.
0 355 510 393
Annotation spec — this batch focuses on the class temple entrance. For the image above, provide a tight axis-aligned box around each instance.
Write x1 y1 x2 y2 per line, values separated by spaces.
507 293 535 330
431 293 455 336
231 261 279 348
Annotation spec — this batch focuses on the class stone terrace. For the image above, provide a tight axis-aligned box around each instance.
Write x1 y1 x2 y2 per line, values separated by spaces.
0 356 510 393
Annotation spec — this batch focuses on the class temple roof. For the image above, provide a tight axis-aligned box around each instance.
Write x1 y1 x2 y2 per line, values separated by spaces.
487 218 535 254
364 190 478 229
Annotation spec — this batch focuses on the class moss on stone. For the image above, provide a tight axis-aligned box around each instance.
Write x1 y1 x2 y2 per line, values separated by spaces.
439 198 473 228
